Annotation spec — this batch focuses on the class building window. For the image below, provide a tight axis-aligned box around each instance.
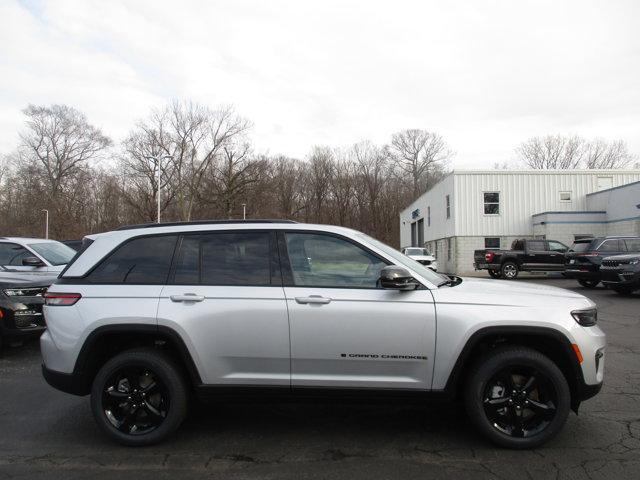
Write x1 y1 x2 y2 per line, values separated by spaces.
559 191 572 202
484 237 501 250
427 206 431 226
447 238 452 260
483 192 500 215
446 195 451 219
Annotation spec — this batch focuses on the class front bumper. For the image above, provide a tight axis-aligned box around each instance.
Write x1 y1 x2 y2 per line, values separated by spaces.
600 269 640 286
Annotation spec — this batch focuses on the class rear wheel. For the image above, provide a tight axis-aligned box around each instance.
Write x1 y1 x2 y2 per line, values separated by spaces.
488 270 502 279
578 279 600 288
501 262 519 280
90 349 189 446
465 347 570 449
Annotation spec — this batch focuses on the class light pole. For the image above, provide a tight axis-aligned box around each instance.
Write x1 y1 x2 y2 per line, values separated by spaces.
144 154 173 223
41 209 49 239
242 203 246 220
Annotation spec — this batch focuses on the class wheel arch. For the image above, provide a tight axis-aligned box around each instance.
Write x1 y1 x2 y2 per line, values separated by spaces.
443 326 584 411
71 324 202 395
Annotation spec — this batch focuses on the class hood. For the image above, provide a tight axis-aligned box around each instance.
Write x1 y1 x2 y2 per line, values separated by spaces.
602 254 640 261
432 276 592 310
0 272 57 287
408 254 436 261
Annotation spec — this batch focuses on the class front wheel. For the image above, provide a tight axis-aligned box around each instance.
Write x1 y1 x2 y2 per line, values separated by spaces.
501 261 519 280
578 279 600 288
488 270 502 279
612 286 635 295
465 347 570 449
90 349 189 446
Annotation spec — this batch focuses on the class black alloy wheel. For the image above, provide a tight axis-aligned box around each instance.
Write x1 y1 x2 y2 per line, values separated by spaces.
91 349 188 446
102 366 169 435
465 347 570 449
482 366 557 438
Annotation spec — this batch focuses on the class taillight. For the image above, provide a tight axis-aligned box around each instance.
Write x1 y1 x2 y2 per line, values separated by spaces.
44 292 82 306
485 252 495 262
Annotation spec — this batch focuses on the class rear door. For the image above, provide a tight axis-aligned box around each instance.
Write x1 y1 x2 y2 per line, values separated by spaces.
522 240 549 270
280 231 436 390
157 230 290 386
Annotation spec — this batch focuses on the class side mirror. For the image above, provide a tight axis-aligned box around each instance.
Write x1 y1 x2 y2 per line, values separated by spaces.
379 266 419 291
22 257 45 267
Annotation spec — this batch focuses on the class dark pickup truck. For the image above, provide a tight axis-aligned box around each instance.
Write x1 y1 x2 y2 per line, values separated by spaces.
473 238 569 279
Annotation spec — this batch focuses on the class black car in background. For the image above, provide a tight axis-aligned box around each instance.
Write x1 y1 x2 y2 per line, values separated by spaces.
62 240 83 252
565 236 640 288
600 254 640 294
0 267 56 352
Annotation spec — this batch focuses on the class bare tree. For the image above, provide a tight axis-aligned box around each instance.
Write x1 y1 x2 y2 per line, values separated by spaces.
583 139 635 169
389 129 452 197
516 135 635 170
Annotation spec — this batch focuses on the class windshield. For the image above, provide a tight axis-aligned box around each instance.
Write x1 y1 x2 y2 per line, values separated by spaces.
28 242 76 266
404 247 430 256
359 234 447 286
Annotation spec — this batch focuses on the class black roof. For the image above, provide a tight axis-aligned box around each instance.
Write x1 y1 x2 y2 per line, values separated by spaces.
116 219 298 231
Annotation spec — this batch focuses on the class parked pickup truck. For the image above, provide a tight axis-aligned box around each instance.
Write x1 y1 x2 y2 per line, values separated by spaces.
474 239 569 279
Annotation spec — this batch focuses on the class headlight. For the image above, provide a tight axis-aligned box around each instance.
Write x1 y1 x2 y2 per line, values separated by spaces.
571 308 597 327
629 259 640 265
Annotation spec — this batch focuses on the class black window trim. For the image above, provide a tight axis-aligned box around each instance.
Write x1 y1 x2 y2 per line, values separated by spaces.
167 229 281 287
277 230 400 290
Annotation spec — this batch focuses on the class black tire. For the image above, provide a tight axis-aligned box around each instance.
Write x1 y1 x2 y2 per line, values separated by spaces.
464 346 570 449
90 348 189 446
501 261 519 280
612 286 634 295
488 270 502 279
578 279 600 288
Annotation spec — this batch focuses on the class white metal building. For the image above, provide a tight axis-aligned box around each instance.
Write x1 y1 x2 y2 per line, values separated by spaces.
399 170 640 274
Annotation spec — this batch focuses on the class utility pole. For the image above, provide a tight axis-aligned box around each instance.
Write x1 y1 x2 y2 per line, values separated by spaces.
242 203 246 220
42 209 49 239
144 154 173 223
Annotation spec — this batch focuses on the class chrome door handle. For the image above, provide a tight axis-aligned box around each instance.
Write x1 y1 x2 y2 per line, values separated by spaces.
170 294 205 302
295 295 332 305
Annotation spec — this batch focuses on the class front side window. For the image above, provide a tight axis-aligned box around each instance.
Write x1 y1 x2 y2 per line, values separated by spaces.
484 192 500 215
598 240 621 253
285 233 387 288
28 242 75 266
548 241 568 253
0 243 32 266
87 235 177 284
174 232 271 285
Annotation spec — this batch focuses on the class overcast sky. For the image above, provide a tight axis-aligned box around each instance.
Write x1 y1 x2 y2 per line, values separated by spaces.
1 0 638 168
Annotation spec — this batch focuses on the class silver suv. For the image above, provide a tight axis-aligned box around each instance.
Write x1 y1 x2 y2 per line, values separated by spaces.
41 221 605 448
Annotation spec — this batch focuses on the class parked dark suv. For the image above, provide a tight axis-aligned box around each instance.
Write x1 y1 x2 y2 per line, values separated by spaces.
600 251 640 294
565 236 640 288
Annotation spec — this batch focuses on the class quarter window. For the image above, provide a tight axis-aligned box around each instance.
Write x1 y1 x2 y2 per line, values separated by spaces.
174 232 271 285
284 233 387 288
484 192 500 215
87 235 177 284
624 239 640 252
597 240 621 253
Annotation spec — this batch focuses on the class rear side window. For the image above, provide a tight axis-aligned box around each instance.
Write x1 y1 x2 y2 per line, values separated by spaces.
527 241 547 251
571 241 594 252
87 235 177 284
597 240 621 253
624 238 640 252
173 232 271 285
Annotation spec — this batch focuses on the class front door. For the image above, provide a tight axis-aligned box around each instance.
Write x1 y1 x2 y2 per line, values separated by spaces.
547 240 568 271
279 231 436 390
157 231 290 386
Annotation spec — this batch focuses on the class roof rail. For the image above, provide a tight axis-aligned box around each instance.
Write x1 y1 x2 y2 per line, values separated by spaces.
115 219 298 231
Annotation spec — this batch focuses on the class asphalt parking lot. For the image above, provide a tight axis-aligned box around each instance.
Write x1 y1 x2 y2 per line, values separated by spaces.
0 277 638 480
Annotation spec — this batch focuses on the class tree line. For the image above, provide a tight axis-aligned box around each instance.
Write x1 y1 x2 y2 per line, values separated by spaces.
0 101 635 247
